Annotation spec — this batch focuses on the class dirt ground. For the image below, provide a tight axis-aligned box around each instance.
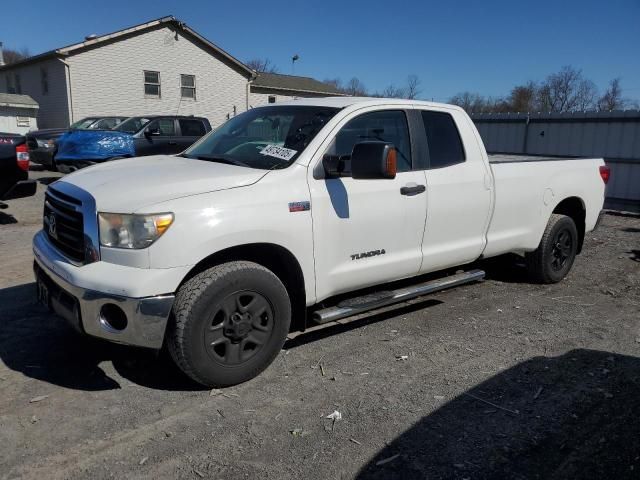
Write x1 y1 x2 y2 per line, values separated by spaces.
1 170 639 479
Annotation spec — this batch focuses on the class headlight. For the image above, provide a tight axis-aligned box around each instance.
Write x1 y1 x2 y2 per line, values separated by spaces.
98 212 174 249
36 138 55 148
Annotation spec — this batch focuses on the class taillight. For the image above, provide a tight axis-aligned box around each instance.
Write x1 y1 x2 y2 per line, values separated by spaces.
599 165 610 184
16 144 30 172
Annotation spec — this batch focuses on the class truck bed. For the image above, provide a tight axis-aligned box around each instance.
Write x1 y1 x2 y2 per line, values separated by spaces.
488 154 593 163
483 154 605 259
487 153 593 163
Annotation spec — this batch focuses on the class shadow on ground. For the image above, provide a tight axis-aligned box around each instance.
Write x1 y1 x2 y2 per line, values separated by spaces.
357 349 640 480
0 211 18 224
0 282 201 392
37 177 61 186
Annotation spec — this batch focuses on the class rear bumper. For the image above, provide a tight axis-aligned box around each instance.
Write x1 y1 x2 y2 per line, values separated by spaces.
30 148 55 167
1 180 37 201
33 233 176 349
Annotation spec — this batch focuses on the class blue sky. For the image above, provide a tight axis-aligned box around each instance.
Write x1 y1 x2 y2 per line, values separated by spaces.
4 0 639 102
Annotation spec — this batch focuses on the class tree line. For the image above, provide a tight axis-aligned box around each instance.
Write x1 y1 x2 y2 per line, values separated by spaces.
449 66 636 113
248 58 636 113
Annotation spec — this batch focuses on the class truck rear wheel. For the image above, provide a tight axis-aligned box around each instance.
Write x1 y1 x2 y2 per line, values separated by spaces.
525 214 578 284
168 261 291 387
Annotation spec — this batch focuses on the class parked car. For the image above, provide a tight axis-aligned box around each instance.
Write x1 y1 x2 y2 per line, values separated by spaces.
0 133 36 207
26 116 126 171
33 98 607 387
54 115 212 173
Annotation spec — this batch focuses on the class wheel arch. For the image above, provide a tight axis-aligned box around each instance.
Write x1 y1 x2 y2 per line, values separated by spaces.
179 243 307 331
552 196 586 253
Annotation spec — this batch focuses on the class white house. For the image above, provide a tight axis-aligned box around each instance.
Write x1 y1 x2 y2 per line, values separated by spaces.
0 17 342 129
0 93 38 134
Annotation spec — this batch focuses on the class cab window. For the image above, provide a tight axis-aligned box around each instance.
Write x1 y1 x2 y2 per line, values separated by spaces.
329 110 412 172
147 119 176 136
420 111 465 168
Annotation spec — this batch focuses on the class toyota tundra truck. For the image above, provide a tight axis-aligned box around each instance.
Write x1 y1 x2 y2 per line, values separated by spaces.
33 98 608 387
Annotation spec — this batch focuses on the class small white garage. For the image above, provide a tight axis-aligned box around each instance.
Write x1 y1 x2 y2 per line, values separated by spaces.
0 93 38 134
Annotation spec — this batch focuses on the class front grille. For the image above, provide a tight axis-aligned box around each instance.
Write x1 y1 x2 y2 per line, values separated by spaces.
44 187 85 263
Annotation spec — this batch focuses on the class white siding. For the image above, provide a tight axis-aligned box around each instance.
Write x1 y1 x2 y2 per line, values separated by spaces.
0 59 70 128
66 27 249 128
0 107 39 134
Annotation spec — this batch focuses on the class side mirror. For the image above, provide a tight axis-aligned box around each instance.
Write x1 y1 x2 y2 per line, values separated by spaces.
144 126 160 137
350 142 397 179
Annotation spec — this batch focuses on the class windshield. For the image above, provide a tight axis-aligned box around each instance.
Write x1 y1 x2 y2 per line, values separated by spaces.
69 117 100 129
114 117 152 134
182 106 339 170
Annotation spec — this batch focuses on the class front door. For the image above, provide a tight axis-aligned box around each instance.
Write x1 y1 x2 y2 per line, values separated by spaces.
309 108 428 301
135 118 177 156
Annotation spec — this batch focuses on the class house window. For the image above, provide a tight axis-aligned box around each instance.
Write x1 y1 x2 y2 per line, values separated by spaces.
180 74 196 99
268 95 276 103
14 73 22 94
143 70 161 97
41 68 49 95
16 116 30 127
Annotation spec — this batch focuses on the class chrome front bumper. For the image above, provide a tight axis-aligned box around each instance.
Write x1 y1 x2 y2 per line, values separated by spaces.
33 257 175 349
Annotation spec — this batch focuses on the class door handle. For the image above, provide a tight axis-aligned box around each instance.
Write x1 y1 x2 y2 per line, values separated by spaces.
400 184 426 196
168 141 177 145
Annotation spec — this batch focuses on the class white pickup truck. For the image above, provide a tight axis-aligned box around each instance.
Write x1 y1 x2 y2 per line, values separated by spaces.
33 98 608 387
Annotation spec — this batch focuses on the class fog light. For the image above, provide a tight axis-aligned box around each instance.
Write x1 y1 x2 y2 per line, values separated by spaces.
100 303 128 332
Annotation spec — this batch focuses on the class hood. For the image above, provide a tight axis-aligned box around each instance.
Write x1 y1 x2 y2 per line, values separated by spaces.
55 155 269 212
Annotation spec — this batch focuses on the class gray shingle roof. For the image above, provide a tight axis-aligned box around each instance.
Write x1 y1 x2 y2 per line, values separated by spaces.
251 73 343 95
0 93 39 108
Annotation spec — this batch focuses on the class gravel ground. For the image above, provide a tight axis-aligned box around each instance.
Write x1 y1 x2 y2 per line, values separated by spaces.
1 170 639 479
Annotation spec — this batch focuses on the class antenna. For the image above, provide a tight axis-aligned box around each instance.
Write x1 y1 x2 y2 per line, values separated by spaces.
291 54 299 75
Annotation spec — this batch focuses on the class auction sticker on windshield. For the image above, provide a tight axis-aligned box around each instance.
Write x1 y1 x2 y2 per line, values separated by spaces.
259 144 298 161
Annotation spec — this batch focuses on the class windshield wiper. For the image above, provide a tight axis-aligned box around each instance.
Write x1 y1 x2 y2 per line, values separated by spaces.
182 154 250 168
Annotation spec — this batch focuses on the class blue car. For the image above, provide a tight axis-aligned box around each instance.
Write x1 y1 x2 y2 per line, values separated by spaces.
55 115 212 173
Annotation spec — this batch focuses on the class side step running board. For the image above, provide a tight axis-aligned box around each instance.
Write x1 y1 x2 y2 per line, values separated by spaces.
312 269 485 324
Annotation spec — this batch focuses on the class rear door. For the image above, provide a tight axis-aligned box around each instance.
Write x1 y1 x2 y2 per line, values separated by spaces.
176 119 208 152
416 108 493 273
135 118 177 156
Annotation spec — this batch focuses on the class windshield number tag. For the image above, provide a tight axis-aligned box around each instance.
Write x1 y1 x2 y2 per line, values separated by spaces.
260 144 297 161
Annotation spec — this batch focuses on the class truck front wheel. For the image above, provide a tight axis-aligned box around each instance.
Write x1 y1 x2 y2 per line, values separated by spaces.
525 213 578 284
168 261 291 387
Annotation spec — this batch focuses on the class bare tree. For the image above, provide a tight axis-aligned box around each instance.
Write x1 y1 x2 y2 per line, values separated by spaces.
598 78 625 111
507 82 538 112
449 92 489 113
405 74 421 100
2 47 30 65
344 77 367 96
381 84 405 98
245 58 279 74
323 78 343 91
537 66 597 112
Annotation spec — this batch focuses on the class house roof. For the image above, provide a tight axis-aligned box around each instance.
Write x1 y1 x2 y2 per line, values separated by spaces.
0 93 39 108
0 16 254 77
251 73 344 96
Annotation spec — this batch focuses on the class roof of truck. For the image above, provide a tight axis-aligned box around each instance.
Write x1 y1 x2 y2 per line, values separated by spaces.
273 97 461 110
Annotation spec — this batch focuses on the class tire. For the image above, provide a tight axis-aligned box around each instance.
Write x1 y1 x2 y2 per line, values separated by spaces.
168 261 291 387
525 214 578 284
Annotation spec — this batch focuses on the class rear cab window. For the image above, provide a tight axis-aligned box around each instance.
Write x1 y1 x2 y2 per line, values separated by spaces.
179 119 207 137
420 110 465 169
